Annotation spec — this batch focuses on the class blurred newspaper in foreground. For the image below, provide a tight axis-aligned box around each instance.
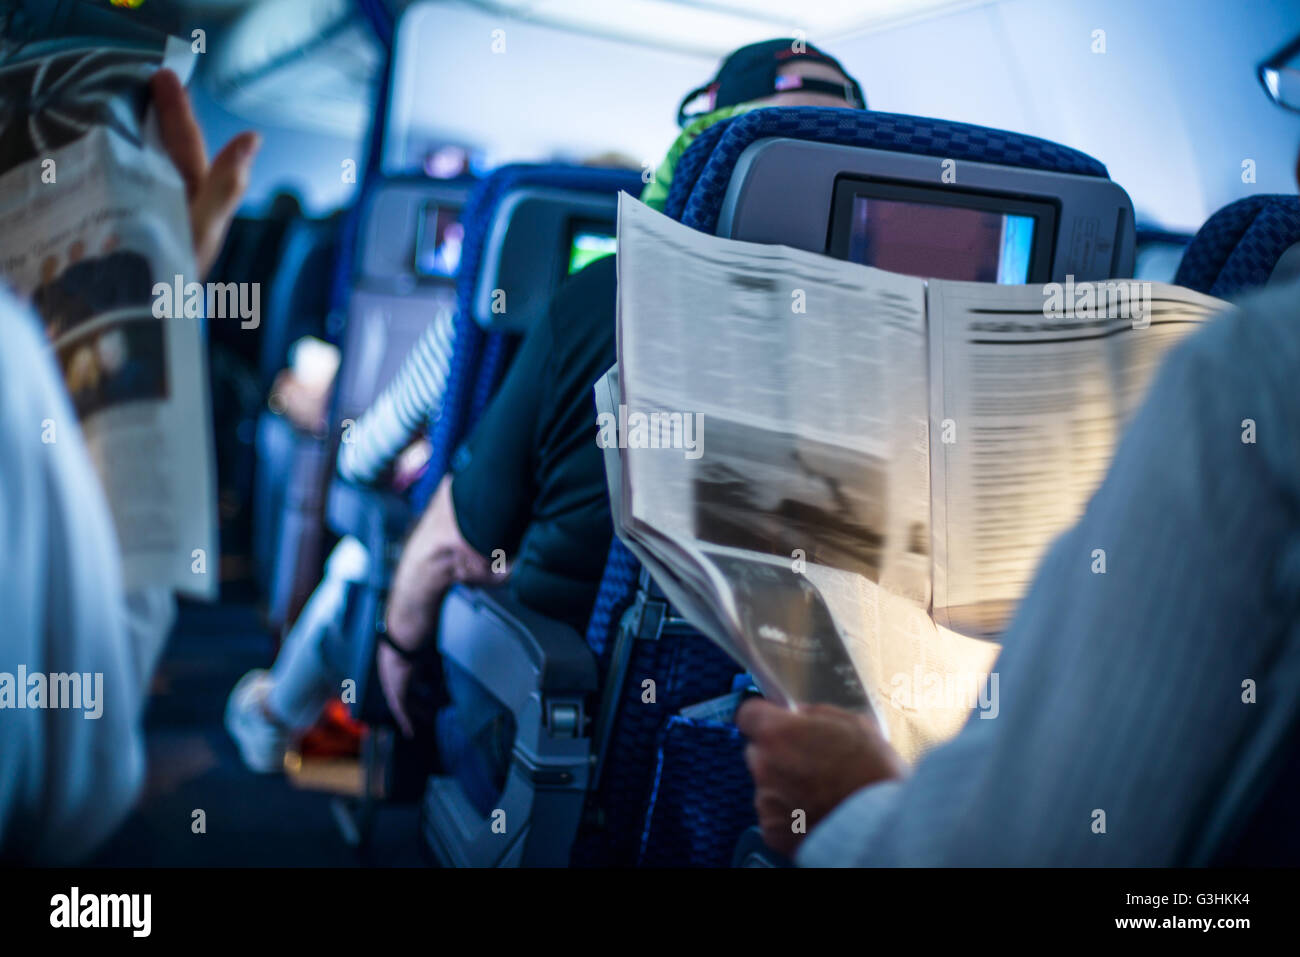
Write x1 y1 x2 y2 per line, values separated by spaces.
0 36 216 599
607 194 1228 759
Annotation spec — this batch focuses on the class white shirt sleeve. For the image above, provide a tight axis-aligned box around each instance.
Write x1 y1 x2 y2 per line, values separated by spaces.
0 290 150 863
795 282 1300 866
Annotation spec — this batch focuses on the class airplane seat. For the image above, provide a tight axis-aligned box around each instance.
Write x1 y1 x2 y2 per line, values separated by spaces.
565 565 749 868
582 105 1130 868
258 175 473 632
636 714 760 867
249 216 343 591
413 163 644 503
1173 194 1300 298
391 165 641 858
208 198 305 580
285 173 474 641
331 163 640 720
664 105 1110 231
210 194 306 362
258 213 344 395
321 165 638 830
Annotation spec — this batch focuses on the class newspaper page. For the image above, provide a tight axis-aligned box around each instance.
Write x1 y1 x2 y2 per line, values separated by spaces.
613 195 1232 760
615 194 939 732
928 278 1226 637
0 37 217 599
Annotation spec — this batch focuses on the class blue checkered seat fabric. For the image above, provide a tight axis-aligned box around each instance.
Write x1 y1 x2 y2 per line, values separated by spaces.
1174 195 1300 300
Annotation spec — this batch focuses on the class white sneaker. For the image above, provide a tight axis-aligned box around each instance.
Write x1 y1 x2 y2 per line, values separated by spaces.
225 670 290 773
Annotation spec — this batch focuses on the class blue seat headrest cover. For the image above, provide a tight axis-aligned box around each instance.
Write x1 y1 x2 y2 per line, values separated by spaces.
1174 195 1300 299
665 106 1111 233
453 163 644 321
419 163 643 507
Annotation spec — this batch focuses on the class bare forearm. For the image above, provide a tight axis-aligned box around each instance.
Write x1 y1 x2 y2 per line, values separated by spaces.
385 546 456 650
383 475 491 650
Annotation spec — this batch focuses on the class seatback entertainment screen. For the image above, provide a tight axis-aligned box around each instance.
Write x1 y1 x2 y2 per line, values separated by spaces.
827 178 1056 284
415 202 465 278
567 225 617 275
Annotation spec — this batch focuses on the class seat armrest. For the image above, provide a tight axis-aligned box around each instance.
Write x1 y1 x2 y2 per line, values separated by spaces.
326 477 411 557
425 585 597 867
438 585 597 706
732 825 794 868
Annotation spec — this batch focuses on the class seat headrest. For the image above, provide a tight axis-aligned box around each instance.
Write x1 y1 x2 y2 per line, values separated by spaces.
456 163 644 321
355 176 475 283
664 106 1110 233
421 163 644 498
1174 195 1300 299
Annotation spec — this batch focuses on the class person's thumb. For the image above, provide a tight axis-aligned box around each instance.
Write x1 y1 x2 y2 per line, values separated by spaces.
191 131 260 277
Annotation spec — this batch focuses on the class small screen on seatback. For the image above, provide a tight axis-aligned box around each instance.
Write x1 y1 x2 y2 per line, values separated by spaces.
415 202 465 278
567 226 617 274
827 178 1057 284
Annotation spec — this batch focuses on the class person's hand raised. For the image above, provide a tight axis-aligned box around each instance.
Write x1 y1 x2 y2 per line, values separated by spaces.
151 69 260 278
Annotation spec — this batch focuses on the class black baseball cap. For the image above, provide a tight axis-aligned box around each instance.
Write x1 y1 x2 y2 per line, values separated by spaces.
676 38 866 127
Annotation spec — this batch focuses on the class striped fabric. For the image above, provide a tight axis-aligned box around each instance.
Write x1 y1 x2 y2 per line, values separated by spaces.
799 279 1300 866
336 308 456 485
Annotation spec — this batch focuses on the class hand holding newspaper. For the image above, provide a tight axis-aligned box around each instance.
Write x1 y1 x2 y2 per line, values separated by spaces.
607 194 1228 759
0 37 217 599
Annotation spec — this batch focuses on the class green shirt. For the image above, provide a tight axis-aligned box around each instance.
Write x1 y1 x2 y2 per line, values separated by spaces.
639 103 756 212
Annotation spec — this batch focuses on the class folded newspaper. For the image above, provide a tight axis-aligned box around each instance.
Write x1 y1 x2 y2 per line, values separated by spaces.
0 36 217 598
607 194 1228 759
